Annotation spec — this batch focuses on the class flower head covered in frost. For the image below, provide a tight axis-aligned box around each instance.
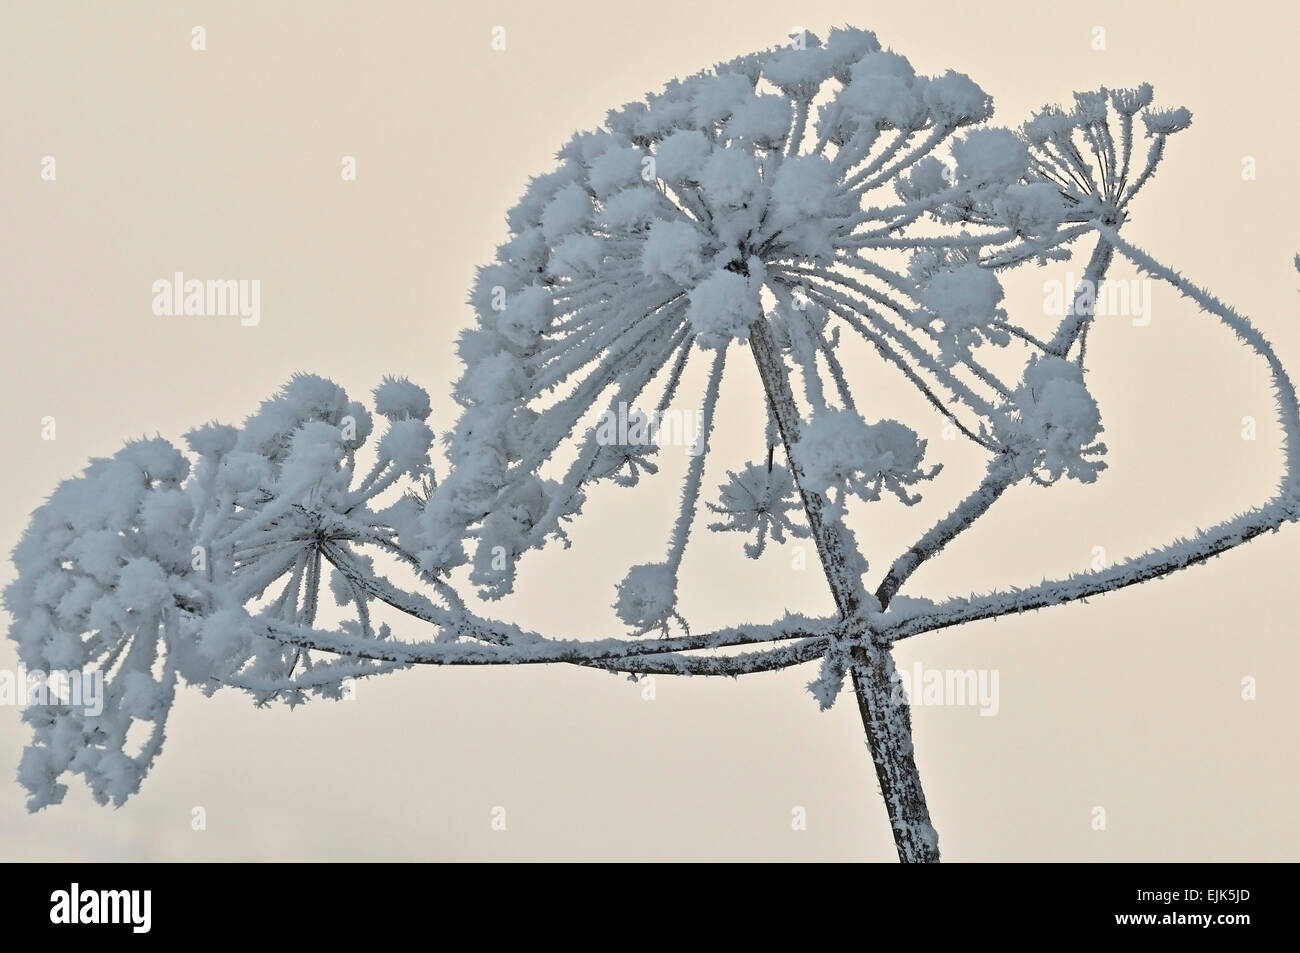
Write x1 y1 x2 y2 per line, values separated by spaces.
898 86 1192 383
1019 85 1192 228
707 461 811 558
612 562 687 637
995 356 1107 484
179 374 434 689
796 410 941 514
422 27 1087 633
587 408 661 488
5 374 435 809
926 85 1190 481
6 439 188 809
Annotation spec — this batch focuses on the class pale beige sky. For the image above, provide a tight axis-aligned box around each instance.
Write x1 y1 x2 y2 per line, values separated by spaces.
1 0 1297 860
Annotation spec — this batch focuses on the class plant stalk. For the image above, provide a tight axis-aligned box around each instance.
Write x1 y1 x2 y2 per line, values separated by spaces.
748 316 939 863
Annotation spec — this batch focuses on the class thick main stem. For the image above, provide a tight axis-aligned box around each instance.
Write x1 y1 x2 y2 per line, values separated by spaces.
748 316 939 863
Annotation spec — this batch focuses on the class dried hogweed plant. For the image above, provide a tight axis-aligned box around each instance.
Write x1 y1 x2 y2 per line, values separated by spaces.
9 28 1298 862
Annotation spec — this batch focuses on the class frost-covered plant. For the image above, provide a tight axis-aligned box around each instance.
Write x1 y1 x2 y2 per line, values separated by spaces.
9 29 1300 862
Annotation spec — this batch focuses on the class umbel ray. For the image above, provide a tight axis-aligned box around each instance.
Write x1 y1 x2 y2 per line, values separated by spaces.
9 27 1298 862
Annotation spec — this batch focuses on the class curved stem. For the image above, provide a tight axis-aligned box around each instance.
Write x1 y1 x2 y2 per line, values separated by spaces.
884 227 1300 640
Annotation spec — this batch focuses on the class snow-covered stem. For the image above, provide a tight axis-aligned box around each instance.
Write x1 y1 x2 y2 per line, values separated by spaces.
875 457 1016 608
884 501 1296 642
665 346 726 573
1046 236 1116 355
748 313 939 862
847 636 939 862
262 615 830 667
581 634 830 676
